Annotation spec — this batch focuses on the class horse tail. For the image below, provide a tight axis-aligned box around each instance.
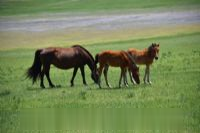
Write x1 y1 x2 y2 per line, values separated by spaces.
26 49 42 84
95 54 99 65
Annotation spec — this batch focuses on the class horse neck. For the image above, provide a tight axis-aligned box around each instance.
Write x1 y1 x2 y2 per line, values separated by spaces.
87 58 95 72
143 48 154 60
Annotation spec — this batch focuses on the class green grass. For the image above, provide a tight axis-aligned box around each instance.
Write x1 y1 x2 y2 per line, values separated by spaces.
0 0 200 16
0 32 200 132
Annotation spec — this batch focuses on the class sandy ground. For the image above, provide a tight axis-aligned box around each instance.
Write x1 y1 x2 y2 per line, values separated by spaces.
0 10 200 32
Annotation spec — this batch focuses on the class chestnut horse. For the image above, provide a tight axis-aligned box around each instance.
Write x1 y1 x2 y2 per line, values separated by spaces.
26 45 99 88
95 50 140 88
127 43 160 84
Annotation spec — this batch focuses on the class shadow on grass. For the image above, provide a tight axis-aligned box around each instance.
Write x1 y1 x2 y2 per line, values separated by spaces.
26 85 62 91
0 90 10 97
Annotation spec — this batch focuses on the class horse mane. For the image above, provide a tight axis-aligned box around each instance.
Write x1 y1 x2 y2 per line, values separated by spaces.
147 44 154 57
72 45 95 62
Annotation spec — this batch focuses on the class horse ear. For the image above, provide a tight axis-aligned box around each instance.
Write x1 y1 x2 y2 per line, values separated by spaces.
152 43 156 47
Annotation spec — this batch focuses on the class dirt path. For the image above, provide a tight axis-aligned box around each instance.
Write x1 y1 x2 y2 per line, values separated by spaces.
0 10 199 32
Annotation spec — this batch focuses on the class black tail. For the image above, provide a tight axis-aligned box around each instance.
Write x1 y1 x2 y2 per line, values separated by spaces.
95 54 99 65
26 49 42 84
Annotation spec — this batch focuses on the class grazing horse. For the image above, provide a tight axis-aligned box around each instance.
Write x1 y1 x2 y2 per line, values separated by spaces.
26 45 99 88
95 50 140 88
127 43 160 84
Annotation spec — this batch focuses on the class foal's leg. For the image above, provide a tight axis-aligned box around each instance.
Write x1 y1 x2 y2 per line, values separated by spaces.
123 69 129 87
147 65 152 84
80 66 87 85
70 67 78 87
44 65 55 88
103 65 112 88
144 65 148 84
129 68 136 84
119 68 124 88
98 64 104 88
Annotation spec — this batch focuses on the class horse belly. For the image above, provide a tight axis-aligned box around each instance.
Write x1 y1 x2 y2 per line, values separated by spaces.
107 58 126 67
52 57 84 70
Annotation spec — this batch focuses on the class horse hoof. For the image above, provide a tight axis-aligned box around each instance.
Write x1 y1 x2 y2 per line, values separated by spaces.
148 81 152 85
56 85 61 88
108 85 112 88
40 85 45 89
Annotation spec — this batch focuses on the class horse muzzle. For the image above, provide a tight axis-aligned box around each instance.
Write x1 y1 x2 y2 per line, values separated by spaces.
155 56 158 60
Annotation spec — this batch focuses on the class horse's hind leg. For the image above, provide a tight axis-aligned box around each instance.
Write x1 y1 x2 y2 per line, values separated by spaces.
70 67 78 87
44 65 55 88
119 68 124 88
103 64 112 88
40 69 45 88
144 66 148 84
80 66 87 85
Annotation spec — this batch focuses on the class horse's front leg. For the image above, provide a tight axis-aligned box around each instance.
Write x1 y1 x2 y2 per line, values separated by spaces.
123 69 129 87
98 65 104 88
80 66 87 85
70 67 78 87
144 65 148 84
119 68 124 88
103 65 112 88
129 68 136 85
147 66 152 84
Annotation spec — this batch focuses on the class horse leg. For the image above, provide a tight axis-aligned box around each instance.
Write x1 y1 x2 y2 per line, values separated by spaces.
144 66 148 84
119 68 124 88
123 69 129 87
80 66 87 85
147 66 152 84
98 64 104 88
40 68 45 88
129 68 136 84
70 67 78 87
44 65 55 88
103 64 112 88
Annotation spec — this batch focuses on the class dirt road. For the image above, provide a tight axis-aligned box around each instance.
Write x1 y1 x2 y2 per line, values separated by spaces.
0 10 199 32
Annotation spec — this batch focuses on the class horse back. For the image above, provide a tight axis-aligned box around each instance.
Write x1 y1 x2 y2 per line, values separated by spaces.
98 50 129 67
39 47 87 69
128 48 153 65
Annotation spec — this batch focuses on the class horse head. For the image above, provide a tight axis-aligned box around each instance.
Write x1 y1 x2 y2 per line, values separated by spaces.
127 52 140 84
148 43 160 60
131 66 140 84
91 64 99 84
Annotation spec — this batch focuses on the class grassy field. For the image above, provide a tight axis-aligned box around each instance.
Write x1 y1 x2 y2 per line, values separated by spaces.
0 32 200 132
0 0 200 16
0 0 200 132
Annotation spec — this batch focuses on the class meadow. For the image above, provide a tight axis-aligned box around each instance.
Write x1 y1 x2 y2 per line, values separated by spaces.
0 32 200 132
0 0 200 132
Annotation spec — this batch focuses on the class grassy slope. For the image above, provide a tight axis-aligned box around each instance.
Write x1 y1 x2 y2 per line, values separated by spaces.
0 0 200 16
0 33 200 132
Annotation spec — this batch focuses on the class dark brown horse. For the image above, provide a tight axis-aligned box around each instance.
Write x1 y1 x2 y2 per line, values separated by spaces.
26 45 99 88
